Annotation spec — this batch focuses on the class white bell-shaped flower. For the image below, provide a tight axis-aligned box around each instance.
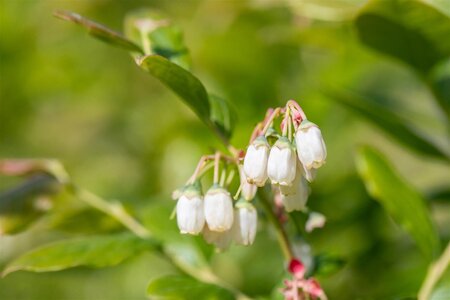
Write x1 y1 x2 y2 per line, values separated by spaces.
280 170 309 212
203 225 233 250
176 185 205 235
204 185 234 232
267 137 297 186
295 120 327 170
240 167 257 201
233 201 257 246
243 136 270 187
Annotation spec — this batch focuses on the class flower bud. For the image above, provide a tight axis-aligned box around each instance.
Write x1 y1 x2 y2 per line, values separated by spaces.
280 171 309 212
305 212 326 233
243 136 270 187
204 185 234 232
295 120 327 170
233 200 257 246
203 225 233 250
267 137 297 186
240 167 257 201
176 184 205 235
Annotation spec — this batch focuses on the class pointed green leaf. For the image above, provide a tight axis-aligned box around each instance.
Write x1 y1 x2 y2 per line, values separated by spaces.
356 146 440 260
136 55 235 142
2 233 157 276
54 10 143 54
147 275 235 300
328 89 449 160
137 54 210 120
355 0 450 73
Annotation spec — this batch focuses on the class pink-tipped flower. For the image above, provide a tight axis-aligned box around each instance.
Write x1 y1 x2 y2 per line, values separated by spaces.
176 184 205 235
282 258 328 300
243 136 270 187
240 167 257 201
204 185 234 232
289 259 306 279
233 200 257 246
295 120 327 170
268 137 297 186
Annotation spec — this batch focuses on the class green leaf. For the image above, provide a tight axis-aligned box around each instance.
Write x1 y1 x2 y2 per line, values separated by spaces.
146 275 235 300
356 146 440 260
327 89 449 160
2 233 157 276
54 10 143 54
311 254 346 276
355 0 450 73
136 55 235 142
208 94 237 141
124 9 190 69
428 59 450 117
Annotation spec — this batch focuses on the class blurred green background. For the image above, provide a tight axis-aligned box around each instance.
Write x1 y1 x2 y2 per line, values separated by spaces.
0 0 449 299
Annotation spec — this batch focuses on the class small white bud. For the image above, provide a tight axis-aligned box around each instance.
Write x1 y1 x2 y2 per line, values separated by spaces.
203 224 233 250
280 170 309 212
305 212 326 233
295 120 327 170
176 185 205 235
243 136 270 187
240 167 257 201
267 137 297 186
233 201 257 246
204 185 234 232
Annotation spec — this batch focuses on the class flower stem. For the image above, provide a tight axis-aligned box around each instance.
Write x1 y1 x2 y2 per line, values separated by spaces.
70 185 150 239
418 241 450 300
257 188 294 261
262 107 281 135
213 152 220 184
282 106 290 137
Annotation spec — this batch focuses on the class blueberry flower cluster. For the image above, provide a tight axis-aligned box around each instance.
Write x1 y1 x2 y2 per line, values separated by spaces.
174 152 257 249
243 100 326 212
172 100 326 250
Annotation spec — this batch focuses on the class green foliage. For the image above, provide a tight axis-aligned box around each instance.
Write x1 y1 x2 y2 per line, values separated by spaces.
328 89 449 160
147 275 235 300
356 146 440 260
355 0 450 73
2 233 157 276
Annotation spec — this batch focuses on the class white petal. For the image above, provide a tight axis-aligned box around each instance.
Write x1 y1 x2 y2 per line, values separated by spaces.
203 225 233 250
243 143 269 186
240 168 257 200
176 195 205 235
204 188 234 232
268 143 296 186
233 206 257 246
280 172 309 212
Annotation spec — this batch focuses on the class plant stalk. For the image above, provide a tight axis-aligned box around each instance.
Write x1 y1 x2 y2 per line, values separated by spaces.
257 188 294 261
418 242 450 300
